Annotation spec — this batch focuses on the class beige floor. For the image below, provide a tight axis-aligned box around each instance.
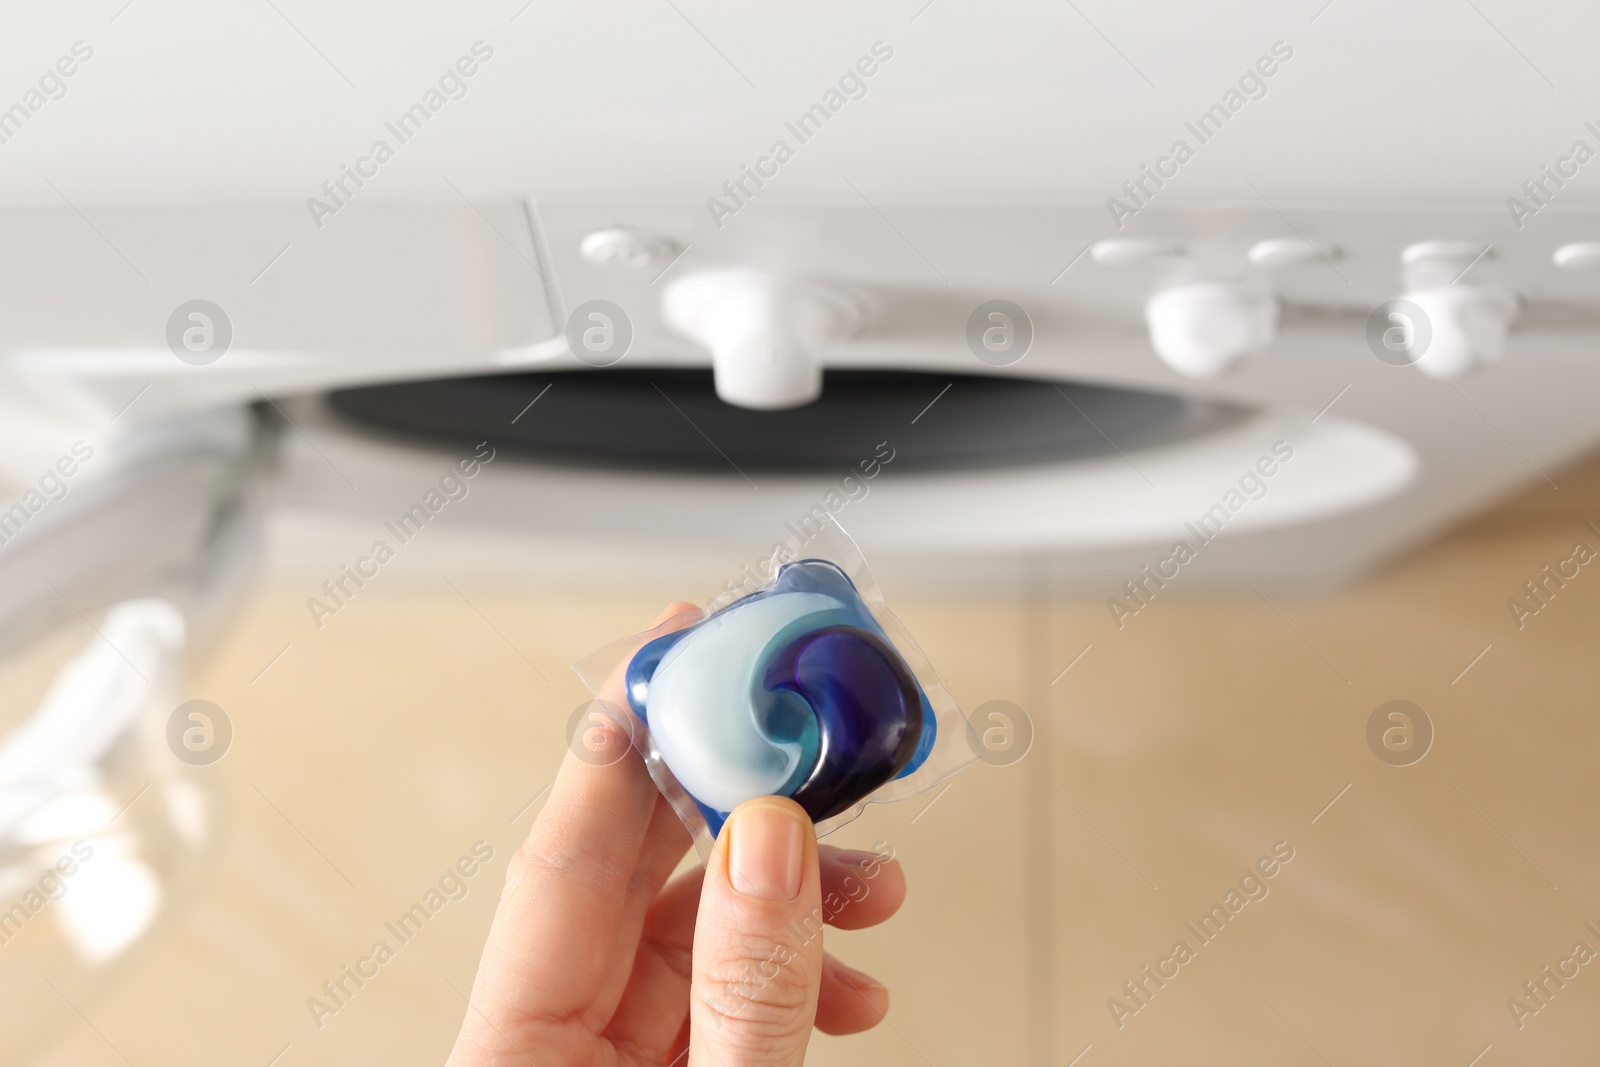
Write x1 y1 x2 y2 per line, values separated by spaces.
8 453 1600 1065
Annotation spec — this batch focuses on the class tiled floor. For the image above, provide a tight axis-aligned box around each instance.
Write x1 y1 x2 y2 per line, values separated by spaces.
9 455 1600 1065
1040 466 1600 1066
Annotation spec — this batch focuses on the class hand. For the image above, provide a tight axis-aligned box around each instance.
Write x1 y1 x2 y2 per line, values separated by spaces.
446 602 907 1067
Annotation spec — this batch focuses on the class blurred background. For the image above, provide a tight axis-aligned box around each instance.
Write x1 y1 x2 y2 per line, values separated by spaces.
3 1 1600 1064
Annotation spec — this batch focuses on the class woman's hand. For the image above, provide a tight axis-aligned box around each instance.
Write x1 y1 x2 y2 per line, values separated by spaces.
446 603 907 1066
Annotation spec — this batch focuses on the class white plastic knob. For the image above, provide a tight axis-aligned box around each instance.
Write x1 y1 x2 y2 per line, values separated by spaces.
1247 237 1341 269
579 228 680 270
663 270 867 410
1553 242 1600 271
1403 285 1519 380
1090 238 1186 266
1144 282 1277 378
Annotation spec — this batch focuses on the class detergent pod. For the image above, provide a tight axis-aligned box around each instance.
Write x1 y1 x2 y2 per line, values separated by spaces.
575 517 972 858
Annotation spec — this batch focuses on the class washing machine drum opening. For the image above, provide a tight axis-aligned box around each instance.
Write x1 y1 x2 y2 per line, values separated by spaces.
328 368 1207 474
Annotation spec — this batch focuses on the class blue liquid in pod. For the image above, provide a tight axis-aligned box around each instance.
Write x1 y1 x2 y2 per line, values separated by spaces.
625 559 936 836
761 624 923 822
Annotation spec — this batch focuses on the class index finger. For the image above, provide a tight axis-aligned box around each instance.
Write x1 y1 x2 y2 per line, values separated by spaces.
468 602 700 1027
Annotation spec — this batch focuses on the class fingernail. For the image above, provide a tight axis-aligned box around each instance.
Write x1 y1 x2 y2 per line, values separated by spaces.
729 802 804 902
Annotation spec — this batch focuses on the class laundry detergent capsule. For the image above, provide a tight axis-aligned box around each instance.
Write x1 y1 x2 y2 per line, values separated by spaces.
576 520 972 855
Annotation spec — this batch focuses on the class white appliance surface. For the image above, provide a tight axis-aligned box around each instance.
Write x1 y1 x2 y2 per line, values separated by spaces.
0 2 1595 589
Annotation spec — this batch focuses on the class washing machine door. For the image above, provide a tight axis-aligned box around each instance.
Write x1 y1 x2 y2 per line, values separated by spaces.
0 193 563 1056
0 403 264 1063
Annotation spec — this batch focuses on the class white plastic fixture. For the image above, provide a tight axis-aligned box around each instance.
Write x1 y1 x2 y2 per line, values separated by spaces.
1397 241 1519 379
1144 282 1278 378
1090 238 1186 265
662 270 868 410
1247 236 1342 269
1403 285 1520 380
1553 242 1600 271
579 228 680 270
1401 240 1490 269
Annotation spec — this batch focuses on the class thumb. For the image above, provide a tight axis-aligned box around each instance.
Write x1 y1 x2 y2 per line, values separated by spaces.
690 797 824 1067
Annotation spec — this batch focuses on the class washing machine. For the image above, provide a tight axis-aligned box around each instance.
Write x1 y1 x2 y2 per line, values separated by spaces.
1 2 1599 1063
